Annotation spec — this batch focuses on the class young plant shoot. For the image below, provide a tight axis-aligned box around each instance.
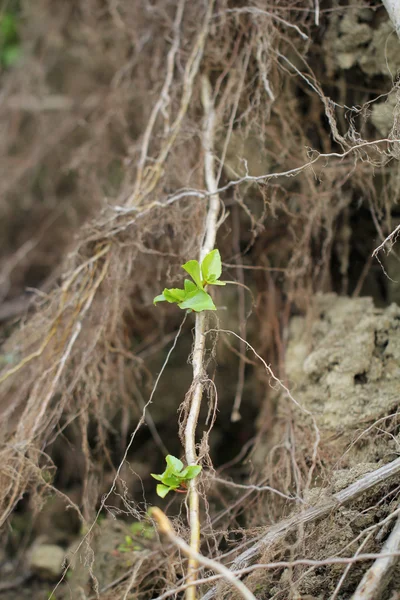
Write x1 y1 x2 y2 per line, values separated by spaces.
151 455 202 498
153 249 225 313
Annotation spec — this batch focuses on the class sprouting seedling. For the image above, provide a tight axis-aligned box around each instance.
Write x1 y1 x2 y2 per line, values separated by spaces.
0 12 21 68
117 521 155 552
151 455 202 498
153 249 225 312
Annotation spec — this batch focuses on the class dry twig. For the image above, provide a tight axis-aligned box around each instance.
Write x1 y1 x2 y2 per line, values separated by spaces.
350 509 400 600
150 507 256 600
201 457 400 599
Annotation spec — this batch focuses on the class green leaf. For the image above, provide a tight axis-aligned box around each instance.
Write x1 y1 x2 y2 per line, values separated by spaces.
156 484 171 498
155 251 225 312
178 289 216 312
161 474 181 488
152 456 200 498
153 293 167 304
163 288 186 303
129 522 154 540
154 287 189 306
207 279 226 286
152 470 181 488
2 44 21 67
201 250 222 283
184 279 198 293
0 14 18 43
182 260 203 289
165 455 184 473
180 465 202 480
130 523 141 534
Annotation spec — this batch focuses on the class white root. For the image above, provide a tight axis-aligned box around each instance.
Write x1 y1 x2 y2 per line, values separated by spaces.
382 0 400 38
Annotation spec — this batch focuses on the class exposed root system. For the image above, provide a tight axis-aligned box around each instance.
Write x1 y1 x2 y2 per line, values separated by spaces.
1 1 400 598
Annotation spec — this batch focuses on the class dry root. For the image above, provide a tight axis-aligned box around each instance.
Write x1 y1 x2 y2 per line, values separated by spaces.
1 1 400 599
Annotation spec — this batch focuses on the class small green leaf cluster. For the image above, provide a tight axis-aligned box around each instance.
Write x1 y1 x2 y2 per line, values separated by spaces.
153 249 225 312
117 521 155 553
129 521 155 539
151 455 202 498
118 535 141 553
0 13 21 68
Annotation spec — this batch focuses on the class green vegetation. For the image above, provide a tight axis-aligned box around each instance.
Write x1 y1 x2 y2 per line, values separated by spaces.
117 521 155 552
0 12 21 68
153 249 225 312
151 455 202 498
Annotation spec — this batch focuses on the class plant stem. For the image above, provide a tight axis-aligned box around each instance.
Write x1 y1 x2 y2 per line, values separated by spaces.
184 75 220 600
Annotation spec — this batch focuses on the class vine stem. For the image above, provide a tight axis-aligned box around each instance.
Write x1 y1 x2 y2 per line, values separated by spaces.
184 75 220 600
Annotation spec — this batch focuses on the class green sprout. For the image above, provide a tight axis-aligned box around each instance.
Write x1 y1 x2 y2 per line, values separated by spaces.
153 249 225 313
151 455 202 498
118 535 138 553
0 12 21 68
117 522 155 553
